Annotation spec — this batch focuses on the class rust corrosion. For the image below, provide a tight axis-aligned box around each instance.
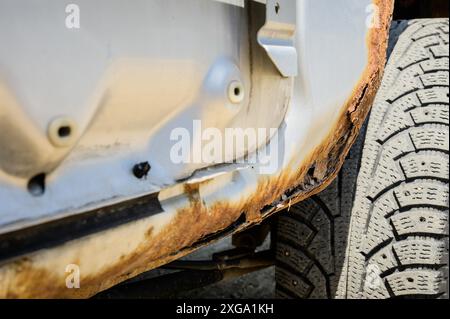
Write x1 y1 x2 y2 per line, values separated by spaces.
0 0 394 298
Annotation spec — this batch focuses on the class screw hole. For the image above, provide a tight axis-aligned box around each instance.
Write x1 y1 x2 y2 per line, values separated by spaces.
407 277 414 283
382 254 387 259
228 81 244 104
27 173 46 197
419 217 426 222
48 117 77 147
58 126 71 138
421 161 426 166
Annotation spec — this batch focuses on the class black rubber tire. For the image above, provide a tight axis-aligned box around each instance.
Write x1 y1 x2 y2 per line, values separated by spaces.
275 19 449 299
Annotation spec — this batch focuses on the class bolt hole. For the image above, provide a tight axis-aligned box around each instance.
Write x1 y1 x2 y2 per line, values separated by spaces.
228 81 244 104
27 173 46 197
48 117 77 147
419 217 426 222
275 2 280 14
58 126 71 138
407 277 414 283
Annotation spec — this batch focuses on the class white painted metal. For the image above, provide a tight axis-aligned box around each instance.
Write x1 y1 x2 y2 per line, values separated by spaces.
213 0 245 7
0 0 371 235
257 0 298 77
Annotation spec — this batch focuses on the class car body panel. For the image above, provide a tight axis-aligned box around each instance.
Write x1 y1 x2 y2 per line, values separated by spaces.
0 0 394 298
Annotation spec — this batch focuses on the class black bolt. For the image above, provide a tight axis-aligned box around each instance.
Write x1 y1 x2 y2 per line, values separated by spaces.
133 162 151 179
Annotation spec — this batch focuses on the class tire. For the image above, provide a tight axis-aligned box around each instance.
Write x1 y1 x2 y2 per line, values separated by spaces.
275 19 449 299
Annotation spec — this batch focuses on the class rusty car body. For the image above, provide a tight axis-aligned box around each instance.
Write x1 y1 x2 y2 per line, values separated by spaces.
0 0 394 298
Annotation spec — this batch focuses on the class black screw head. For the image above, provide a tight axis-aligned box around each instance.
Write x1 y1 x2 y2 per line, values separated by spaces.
133 162 151 179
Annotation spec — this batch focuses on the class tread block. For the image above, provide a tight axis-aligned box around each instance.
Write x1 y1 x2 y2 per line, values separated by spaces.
438 25 449 34
397 47 430 70
413 35 441 48
371 191 399 217
275 267 311 298
309 210 334 274
420 58 449 73
368 161 403 199
307 265 328 299
318 179 340 216
276 242 312 273
393 239 448 266
377 107 415 142
361 219 393 256
387 74 422 102
277 216 315 247
378 130 416 159
399 152 449 180
391 209 448 236
368 246 398 274
361 195 396 254
419 71 449 87
416 87 449 105
409 105 449 125
409 126 449 151
386 269 447 296
431 45 449 58
391 209 449 236
418 20 449 26
410 24 443 41
290 200 320 220
394 181 449 209
362 265 390 299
